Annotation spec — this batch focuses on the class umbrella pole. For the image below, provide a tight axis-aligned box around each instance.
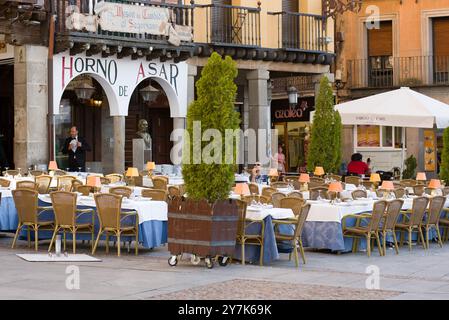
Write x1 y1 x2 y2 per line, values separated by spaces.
400 127 406 180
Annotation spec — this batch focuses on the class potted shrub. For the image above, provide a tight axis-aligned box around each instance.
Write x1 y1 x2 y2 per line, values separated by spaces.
167 52 241 269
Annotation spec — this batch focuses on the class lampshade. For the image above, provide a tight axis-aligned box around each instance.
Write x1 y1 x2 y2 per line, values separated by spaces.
299 173 310 183
369 173 381 183
416 172 427 181
48 161 58 171
328 182 343 193
287 86 298 105
140 82 159 103
86 176 101 188
234 183 250 195
146 162 156 170
314 166 325 176
380 181 395 190
126 167 139 177
269 168 279 177
428 179 442 189
74 82 96 101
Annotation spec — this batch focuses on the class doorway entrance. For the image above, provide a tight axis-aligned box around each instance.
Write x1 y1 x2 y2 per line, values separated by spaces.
0 64 14 170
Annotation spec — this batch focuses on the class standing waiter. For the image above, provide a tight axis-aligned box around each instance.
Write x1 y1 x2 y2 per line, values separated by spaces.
61 126 91 172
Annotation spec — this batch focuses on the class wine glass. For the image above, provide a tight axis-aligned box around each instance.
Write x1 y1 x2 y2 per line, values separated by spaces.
317 190 323 201
78 167 82 173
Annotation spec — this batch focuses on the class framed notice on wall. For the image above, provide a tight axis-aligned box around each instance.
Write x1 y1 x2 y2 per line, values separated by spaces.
424 129 436 172
357 125 380 147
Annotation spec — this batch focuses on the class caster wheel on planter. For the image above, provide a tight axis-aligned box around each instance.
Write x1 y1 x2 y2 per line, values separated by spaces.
205 257 214 269
168 255 178 267
218 256 230 267
190 254 201 265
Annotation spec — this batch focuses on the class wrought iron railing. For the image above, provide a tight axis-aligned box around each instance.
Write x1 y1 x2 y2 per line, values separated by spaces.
268 11 327 52
195 3 261 47
348 56 449 89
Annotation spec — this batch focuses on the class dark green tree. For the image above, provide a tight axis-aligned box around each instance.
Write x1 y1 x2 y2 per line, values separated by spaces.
306 76 342 173
402 155 417 179
182 52 241 202
439 127 449 183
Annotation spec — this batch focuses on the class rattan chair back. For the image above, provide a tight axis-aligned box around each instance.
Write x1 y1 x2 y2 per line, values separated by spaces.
76 185 92 196
309 187 329 200
393 188 406 199
243 195 270 204
413 185 425 196
12 189 38 224
345 176 361 186
94 193 122 229
35 175 52 194
0 178 10 187
427 196 446 225
409 196 429 226
109 186 133 198
141 188 168 201
50 191 77 226
352 190 367 199
368 200 388 232
100 177 111 185
287 191 303 199
152 176 168 190
384 199 404 230
248 183 259 195
105 174 123 184
271 192 286 207
57 175 76 192
16 181 38 191
280 197 305 216
271 182 288 188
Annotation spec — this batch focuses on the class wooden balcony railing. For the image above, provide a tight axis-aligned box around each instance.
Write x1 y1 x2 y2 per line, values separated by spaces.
268 11 327 52
195 3 261 47
348 56 449 89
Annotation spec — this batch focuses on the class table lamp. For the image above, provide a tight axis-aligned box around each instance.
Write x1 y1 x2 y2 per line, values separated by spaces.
234 183 250 199
268 168 278 177
416 172 427 184
369 173 381 189
380 181 395 199
299 173 310 191
126 167 139 186
146 162 156 176
328 182 343 204
314 166 325 177
86 176 101 193
48 161 58 176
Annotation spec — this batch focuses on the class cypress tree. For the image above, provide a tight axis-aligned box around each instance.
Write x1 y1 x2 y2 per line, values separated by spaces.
439 127 449 183
182 52 241 202
333 110 342 173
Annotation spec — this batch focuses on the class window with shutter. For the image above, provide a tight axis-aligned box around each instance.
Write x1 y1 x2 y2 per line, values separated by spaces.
367 21 393 87
282 0 299 48
211 0 232 43
433 17 449 83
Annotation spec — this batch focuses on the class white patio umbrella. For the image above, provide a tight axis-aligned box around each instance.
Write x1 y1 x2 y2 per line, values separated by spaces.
334 87 449 177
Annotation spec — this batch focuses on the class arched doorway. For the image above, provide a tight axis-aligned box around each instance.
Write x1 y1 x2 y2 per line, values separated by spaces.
55 74 110 172
125 78 173 168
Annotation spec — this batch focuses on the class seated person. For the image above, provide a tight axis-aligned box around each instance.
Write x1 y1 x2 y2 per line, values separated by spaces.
347 153 371 176
251 162 262 183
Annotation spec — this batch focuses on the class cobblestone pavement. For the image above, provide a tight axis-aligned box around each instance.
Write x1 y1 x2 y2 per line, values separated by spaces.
1 232 449 300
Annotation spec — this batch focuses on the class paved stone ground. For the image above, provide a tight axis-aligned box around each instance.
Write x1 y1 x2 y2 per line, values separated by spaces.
1 232 449 300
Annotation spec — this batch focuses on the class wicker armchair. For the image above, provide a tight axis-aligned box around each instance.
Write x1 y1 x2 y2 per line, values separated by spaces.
308 182 326 189
273 204 311 266
5 169 20 177
381 199 404 255
152 176 168 190
396 196 429 251
271 192 286 207
235 199 264 266
400 179 417 187
310 177 325 185
57 175 76 192
284 176 299 183
243 195 270 204
342 200 388 257
71 179 84 192
393 188 406 199
0 178 11 187
412 185 425 196
287 191 303 199
328 174 342 182
54 170 67 177
76 185 92 196
100 177 111 185
48 191 95 253
29 170 45 177
11 189 54 251
35 175 52 194
344 176 361 186
16 181 38 191
423 196 446 248
352 190 367 200
248 183 259 195
271 182 288 188
280 197 305 217
309 187 329 200
261 186 277 200
109 186 133 198
168 186 181 198
141 189 168 201
105 174 123 184
361 181 374 190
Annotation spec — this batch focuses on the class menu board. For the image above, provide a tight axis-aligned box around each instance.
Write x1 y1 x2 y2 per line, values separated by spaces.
424 129 436 172
357 125 380 147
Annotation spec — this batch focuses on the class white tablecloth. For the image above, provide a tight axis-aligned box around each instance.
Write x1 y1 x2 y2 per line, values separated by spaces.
246 206 294 221
38 194 168 223
142 176 184 187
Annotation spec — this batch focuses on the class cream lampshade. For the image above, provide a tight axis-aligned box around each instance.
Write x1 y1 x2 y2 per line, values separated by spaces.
86 176 101 188
234 183 250 196
328 182 343 193
146 162 156 171
48 161 58 171
380 181 395 191
314 166 325 176
299 173 310 183
126 167 139 177
416 172 427 181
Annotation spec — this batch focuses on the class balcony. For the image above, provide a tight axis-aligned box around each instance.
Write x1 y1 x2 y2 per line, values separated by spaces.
348 56 449 89
52 0 195 60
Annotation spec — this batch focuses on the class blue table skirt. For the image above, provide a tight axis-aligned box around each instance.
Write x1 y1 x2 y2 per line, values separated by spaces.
0 198 167 249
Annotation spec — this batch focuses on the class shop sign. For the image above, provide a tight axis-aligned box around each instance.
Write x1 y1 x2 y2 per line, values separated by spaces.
271 98 314 122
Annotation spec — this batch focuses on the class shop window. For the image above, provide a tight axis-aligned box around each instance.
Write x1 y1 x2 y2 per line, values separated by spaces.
357 125 380 147
382 126 393 147
356 125 405 149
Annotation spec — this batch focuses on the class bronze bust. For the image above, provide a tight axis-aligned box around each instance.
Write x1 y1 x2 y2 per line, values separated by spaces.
136 119 152 150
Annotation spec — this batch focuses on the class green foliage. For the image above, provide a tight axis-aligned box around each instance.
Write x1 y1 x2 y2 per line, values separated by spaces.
182 52 241 202
402 155 417 179
439 127 449 183
306 76 342 173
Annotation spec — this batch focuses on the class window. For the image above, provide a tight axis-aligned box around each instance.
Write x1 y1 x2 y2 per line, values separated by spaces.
356 125 405 149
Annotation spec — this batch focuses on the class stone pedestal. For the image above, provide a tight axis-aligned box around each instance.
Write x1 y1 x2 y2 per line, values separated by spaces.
113 116 125 173
133 139 152 171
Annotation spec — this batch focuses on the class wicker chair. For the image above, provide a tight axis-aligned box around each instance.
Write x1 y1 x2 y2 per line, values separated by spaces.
92 193 139 256
280 197 305 217
376 189 392 198
273 204 311 266
310 177 325 185
328 174 342 182
400 179 417 187
342 200 388 257
381 199 404 255
352 190 367 200
152 176 168 190
443 187 449 196
243 195 270 204
396 196 429 251
287 191 303 199
284 176 299 183
100 177 111 185
271 192 286 207
0 178 11 187
29 170 45 177
168 186 181 199
423 196 446 248
412 185 425 196
76 185 92 196
261 186 277 199
5 169 20 177
11 189 54 251
109 186 133 198
16 181 38 191
54 170 67 177
35 175 52 194
48 191 95 254
308 182 326 189
105 174 123 184
345 176 361 186
309 187 329 200
235 199 264 266
248 183 259 195
361 181 374 190
71 179 84 192
424 187 435 196
139 170 149 177
393 188 406 199
271 182 288 189
141 189 168 201
57 175 76 192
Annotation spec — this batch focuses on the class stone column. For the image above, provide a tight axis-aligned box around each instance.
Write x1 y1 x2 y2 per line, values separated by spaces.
14 45 48 170
187 64 197 106
113 116 125 173
246 69 271 166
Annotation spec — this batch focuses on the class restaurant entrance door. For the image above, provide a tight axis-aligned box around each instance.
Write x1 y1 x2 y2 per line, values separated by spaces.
0 64 14 170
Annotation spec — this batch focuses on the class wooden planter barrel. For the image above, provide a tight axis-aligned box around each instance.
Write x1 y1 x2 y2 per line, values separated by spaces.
168 198 239 258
